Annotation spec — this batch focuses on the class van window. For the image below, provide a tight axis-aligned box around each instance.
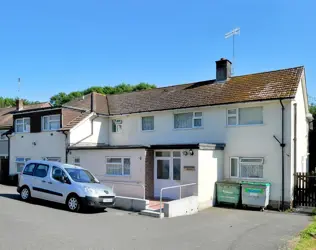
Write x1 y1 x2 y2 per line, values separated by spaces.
23 164 36 176
52 166 67 182
34 164 49 178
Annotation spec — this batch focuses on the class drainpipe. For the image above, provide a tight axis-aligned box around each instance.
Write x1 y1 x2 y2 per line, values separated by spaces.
293 103 297 174
280 99 285 210
62 131 68 163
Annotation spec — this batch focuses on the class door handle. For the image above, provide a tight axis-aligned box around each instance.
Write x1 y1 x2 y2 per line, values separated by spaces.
42 180 46 183
48 181 52 184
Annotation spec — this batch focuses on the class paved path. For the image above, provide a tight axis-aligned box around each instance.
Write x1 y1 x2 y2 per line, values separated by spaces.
0 185 311 250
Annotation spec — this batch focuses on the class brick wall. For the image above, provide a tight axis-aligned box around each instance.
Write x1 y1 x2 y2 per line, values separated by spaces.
145 149 154 199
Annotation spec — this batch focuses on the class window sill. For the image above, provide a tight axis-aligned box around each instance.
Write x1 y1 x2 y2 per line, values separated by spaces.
104 174 131 177
41 129 60 132
229 177 265 180
226 124 265 128
173 127 204 131
141 129 155 132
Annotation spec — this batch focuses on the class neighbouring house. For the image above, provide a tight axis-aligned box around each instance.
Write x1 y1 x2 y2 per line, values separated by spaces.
7 58 312 209
0 100 51 159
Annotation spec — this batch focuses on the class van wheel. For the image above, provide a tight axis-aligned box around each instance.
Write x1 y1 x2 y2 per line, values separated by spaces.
67 195 81 212
20 186 31 201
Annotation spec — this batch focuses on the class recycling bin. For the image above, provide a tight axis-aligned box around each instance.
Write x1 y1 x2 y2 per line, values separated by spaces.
241 181 271 210
216 180 241 207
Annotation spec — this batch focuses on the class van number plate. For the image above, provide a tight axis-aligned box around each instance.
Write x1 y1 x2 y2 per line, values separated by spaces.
103 198 112 202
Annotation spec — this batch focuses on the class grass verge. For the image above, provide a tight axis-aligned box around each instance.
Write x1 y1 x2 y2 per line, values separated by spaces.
294 216 316 250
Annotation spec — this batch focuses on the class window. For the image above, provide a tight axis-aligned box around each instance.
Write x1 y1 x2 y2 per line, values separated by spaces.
52 166 67 182
142 116 154 131
33 164 49 178
42 115 60 131
74 157 80 166
16 157 31 173
0 130 7 140
227 107 263 126
15 118 30 133
23 163 36 176
230 157 264 179
42 157 61 162
112 119 122 133
157 160 170 179
155 151 171 157
106 157 130 176
174 112 202 129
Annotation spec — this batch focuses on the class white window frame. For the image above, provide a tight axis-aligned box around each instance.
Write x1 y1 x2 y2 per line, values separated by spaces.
141 116 154 131
15 157 31 173
15 118 30 133
105 157 130 176
74 157 80 166
229 157 264 179
42 157 61 162
227 107 263 126
112 119 123 133
174 111 203 130
0 130 8 140
42 115 61 131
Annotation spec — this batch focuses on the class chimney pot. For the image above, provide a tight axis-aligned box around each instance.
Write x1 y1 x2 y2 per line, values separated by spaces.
216 58 232 82
16 99 24 111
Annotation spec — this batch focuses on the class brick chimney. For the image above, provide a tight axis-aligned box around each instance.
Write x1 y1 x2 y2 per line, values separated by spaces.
216 58 232 82
16 99 24 111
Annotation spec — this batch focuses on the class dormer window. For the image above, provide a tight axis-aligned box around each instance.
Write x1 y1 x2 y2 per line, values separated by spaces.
15 118 30 133
42 115 60 131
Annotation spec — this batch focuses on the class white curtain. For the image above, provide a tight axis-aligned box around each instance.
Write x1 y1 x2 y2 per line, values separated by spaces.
240 164 263 178
142 116 154 130
174 113 193 128
239 107 263 125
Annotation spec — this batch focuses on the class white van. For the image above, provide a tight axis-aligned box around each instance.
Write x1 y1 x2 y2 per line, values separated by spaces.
17 160 115 212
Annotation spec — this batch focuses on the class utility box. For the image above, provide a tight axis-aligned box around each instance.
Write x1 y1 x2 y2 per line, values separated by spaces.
216 181 241 207
241 181 271 210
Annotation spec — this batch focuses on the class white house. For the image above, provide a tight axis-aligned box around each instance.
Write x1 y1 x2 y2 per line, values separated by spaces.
8 58 312 209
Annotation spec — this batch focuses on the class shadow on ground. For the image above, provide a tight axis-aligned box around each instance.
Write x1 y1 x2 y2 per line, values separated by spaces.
0 193 107 214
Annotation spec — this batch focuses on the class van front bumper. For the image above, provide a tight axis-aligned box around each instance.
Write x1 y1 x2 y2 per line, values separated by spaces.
81 196 115 208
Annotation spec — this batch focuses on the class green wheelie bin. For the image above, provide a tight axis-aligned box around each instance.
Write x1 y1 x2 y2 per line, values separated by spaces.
216 180 241 207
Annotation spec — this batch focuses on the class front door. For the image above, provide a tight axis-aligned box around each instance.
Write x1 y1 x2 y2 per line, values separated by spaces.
154 151 181 199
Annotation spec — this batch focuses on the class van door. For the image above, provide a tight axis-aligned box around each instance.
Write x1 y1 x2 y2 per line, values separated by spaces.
46 166 70 204
32 164 50 200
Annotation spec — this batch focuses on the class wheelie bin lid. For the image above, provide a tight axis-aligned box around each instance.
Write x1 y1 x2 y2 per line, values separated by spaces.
216 180 242 185
241 181 270 186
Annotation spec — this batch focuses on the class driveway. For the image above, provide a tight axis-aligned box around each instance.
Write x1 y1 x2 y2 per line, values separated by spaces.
0 184 311 250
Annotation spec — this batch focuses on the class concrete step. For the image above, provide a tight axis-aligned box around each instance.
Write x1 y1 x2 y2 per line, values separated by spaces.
140 209 164 218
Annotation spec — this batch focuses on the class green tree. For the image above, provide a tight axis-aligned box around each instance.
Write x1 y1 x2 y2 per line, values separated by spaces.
49 82 156 106
310 103 316 117
0 97 39 108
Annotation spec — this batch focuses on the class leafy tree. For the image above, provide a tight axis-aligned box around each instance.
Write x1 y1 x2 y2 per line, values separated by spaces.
310 103 316 118
50 82 156 106
0 97 39 108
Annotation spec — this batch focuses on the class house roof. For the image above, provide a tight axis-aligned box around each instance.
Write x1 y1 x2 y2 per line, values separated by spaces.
2 66 304 131
107 66 304 115
0 102 52 129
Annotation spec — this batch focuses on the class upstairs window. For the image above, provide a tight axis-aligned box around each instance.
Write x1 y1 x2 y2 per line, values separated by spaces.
42 115 60 131
112 119 122 133
142 116 154 131
174 112 202 129
15 118 30 133
227 107 263 126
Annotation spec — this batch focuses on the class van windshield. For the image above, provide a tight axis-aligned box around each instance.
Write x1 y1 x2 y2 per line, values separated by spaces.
65 168 99 183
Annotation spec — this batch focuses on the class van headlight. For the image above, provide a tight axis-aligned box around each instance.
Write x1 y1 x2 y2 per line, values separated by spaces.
83 186 98 196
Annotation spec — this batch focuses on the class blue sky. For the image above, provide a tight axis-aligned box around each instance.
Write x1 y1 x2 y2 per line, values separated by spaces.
0 0 315 102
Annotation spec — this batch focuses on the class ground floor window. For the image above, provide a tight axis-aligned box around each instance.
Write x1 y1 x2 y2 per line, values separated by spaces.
42 157 61 162
106 157 131 176
16 157 31 173
230 157 264 179
74 157 80 166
